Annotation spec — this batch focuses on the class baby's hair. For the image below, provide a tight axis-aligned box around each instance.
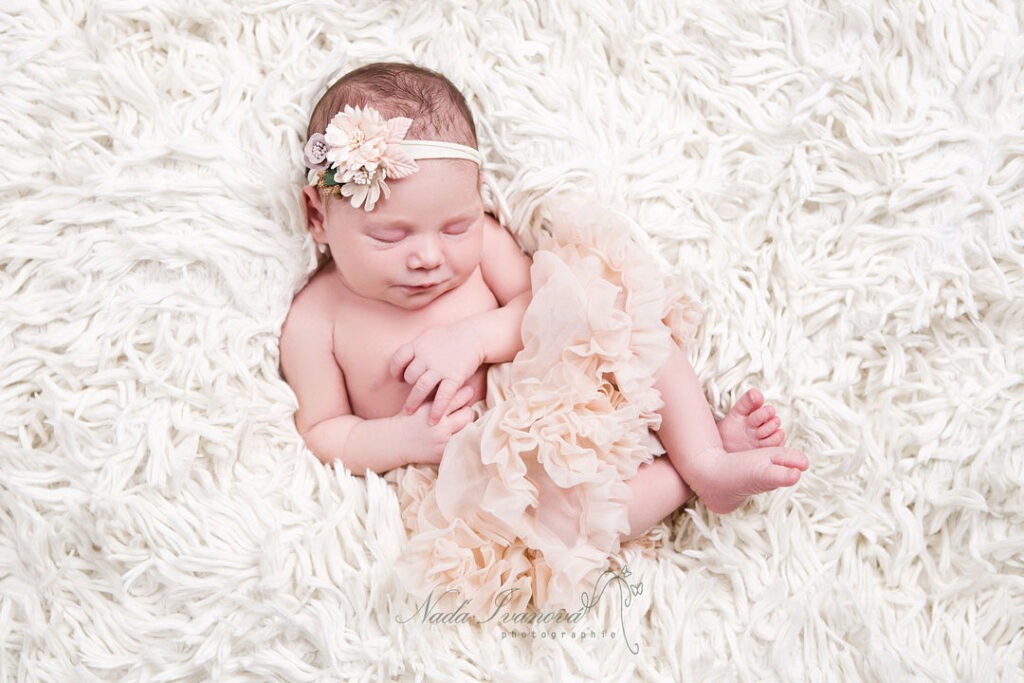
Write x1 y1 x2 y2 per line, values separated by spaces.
306 62 477 149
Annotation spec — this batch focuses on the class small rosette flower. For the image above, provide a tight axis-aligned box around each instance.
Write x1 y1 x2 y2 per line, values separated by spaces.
303 133 330 170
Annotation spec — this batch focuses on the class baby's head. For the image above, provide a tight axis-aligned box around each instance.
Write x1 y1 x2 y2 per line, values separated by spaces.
306 62 478 152
302 63 486 310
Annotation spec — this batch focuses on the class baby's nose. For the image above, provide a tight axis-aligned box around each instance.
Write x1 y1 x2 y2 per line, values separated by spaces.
408 234 443 269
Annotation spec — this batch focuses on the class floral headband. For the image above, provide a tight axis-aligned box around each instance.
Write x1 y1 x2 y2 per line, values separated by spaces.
303 105 483 211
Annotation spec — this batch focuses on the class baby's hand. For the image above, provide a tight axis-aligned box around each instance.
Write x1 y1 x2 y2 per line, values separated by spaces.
394 390 477 466
389 321 486 424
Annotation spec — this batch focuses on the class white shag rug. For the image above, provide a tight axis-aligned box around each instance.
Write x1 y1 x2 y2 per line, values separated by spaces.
2 1 1022 681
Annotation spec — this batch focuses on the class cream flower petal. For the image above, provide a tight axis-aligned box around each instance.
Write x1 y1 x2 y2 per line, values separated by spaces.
362 183 382 212
340 182 368 210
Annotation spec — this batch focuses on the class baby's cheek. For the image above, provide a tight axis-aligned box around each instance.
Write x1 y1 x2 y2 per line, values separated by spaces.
451 244 482 275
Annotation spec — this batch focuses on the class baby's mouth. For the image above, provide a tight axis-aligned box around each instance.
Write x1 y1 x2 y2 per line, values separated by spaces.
401 282 441 293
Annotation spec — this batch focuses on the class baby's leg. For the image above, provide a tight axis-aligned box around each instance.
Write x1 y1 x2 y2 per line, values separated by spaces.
535 457 693 546
621 458 694 542
718 388 786 450
619 398 786 542
655 345 808 515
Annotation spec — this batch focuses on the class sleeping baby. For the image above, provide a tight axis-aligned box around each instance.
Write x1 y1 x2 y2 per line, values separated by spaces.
279 62 808 560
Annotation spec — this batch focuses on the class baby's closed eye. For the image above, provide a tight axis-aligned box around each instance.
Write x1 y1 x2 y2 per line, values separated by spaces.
442 222 471 236
443 212 484 235
370 228 408 243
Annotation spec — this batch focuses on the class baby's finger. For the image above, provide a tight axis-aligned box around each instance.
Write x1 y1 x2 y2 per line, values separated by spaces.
448 384 476 413
389 344 415 380
402 358 428 386
430 379 460 424
403 370 440 415
444 406 476 435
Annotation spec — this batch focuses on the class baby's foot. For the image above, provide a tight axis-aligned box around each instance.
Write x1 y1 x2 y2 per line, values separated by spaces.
684 446 808 515
718 388 786 451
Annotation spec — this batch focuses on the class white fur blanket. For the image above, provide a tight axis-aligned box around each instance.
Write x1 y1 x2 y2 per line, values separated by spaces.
2 1 1022 681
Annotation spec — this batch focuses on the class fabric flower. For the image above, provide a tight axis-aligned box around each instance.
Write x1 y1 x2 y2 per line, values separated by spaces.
316 105 420 210
303 133 330 170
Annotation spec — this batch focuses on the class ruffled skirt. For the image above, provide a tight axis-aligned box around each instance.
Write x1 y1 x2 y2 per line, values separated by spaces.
388 200 700 617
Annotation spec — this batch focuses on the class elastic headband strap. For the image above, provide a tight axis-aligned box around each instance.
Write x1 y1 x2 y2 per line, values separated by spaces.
401 140 483 165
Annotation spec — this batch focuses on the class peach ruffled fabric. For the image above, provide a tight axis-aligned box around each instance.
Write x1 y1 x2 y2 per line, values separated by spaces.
390 203 701 617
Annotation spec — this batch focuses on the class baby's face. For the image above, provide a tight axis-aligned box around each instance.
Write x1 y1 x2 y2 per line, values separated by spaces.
314 160 484 310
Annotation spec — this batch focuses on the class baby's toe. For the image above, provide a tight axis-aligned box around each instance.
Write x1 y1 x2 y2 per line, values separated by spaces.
770 465 802 487
749 404 776 427
755 416 781 439
735 388 765 417
770 448 808 471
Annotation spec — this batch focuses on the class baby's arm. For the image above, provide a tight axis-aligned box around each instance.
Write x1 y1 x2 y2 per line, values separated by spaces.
280 291 475 473
392 215 533 422
474 214 534 358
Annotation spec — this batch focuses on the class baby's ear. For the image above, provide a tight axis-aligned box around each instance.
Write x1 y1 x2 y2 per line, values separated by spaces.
302 185 328 242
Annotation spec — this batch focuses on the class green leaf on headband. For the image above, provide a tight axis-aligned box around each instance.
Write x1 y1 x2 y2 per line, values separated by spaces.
323 169 339 186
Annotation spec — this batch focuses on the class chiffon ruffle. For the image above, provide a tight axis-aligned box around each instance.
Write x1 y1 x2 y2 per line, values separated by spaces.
389 200 701 617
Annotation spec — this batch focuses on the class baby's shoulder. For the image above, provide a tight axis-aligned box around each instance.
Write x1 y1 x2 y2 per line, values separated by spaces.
279 266 343 382
283 265 340 338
